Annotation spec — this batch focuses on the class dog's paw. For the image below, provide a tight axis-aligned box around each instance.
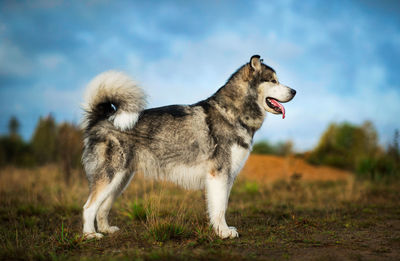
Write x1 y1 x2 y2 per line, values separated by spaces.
217 226 239 239
84 232 104 240
101 226 120 234
98 225 120 234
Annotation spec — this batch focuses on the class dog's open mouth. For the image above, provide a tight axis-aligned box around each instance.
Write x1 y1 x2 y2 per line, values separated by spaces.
266 98 286 119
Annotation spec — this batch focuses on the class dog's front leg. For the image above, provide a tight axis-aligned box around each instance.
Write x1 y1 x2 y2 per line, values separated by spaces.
205 173 238 239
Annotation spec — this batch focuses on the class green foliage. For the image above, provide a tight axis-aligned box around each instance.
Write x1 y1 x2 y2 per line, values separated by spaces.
148 223 188 242
8 116 20 138
0 136 35 167
0 117 35 167
252 141 275 154
57 123 82 168
57 221 88 250
244 181 259 195
0 116 83 179
122 201 148 221
356 130 400 180
252 140 293 156
308 121 400 180
31 115 58 164
56 122 83 183
307 121 378 170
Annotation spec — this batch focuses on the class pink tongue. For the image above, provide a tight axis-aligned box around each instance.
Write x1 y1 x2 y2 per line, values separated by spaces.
270 99 286 119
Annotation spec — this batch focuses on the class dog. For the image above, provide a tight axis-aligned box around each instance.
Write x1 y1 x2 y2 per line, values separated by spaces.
81 55 296 239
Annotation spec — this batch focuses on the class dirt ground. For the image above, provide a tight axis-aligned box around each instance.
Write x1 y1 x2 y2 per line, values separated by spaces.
0 156 399 260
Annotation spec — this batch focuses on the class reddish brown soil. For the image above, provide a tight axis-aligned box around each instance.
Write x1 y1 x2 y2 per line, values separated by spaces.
241 154 352 182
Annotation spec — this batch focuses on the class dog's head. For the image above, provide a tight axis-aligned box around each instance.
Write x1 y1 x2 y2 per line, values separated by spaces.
249 55 296 119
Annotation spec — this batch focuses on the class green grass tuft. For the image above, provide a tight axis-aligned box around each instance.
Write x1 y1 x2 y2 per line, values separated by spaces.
148 222 188 242
122 200 148 221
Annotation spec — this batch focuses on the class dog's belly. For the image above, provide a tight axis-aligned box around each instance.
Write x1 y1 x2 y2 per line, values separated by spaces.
163 163 209 190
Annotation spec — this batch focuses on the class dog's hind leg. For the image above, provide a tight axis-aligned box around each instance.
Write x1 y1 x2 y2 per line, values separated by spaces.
82 171 128 239
96 172 135 234
205 172 239 239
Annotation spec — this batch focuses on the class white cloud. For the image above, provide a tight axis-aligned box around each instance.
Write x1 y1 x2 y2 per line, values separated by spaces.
2 0 399 150
38 53 66 69
120 22 400 151
0 41 33 76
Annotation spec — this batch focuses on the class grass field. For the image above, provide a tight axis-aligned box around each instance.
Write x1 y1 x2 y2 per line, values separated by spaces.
0 155 399 260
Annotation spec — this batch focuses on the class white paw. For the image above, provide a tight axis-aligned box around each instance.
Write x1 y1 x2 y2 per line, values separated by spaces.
216 226 239 239
98 225 120 234
106 226 120 234
84 232 104 239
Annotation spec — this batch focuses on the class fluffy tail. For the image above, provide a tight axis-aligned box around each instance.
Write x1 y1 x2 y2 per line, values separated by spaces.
82 71 147 131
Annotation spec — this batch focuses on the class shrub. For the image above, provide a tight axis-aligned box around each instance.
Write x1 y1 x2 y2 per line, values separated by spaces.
356 130 400 180
31 115 58 164
252 140 293 156
252 141 275 154
308 122 400 180
307 121 378 170
0 117 36 168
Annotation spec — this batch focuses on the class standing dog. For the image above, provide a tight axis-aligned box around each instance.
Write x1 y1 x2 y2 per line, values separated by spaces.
81 55 296 239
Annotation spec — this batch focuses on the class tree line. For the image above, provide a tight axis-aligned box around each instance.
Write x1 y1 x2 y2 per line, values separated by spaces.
0 115 82 183
1 116 399 181
306 121 400 180
252 120 400 180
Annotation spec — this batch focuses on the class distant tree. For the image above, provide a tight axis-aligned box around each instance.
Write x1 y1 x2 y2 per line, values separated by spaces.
307 121 379 170
381 129 400 177
0 116 35 167
252 141 275 155
31 115 57 164
274 140 293 156
252 140 293 156
8 116 20 138
387 129 399 161
56 122 83 183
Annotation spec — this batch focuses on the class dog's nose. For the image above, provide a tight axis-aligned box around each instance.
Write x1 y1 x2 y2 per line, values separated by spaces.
291 89 296 96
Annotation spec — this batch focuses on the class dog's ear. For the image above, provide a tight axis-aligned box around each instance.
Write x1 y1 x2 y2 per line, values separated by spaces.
250 55 262 71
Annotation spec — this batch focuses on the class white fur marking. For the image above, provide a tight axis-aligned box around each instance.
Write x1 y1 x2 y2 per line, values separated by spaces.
113 112 139 131
230 144 250 178
82 172 126 236
206 174 228 227
205 174 239 239
163 164 207 190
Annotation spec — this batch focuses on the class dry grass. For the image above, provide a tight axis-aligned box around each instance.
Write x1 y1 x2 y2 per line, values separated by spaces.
0 156 399 260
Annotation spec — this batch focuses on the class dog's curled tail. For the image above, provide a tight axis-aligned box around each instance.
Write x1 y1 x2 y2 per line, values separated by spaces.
82 71 147 131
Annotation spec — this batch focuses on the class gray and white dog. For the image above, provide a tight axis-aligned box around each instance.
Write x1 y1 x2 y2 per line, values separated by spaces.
81 55 296 239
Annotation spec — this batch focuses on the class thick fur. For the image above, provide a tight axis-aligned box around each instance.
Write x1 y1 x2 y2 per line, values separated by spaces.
82 71 147 132
81 56 296 239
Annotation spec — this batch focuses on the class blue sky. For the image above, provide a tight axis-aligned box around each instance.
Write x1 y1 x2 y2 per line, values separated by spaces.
0 0 399 151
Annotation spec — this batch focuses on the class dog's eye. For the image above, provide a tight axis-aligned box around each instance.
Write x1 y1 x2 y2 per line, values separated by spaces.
271 80 277 84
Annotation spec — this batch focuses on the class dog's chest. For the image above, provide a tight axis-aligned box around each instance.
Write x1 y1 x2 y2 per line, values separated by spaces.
230 144 250 178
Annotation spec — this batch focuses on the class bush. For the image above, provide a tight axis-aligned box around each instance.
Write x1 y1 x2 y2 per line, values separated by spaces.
308 121 400 180
252 140 293 156
0 117 36 167
31 115 58 164
356 130 400 180
252 141 275 154
0 136 36 167
307 121 378 170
